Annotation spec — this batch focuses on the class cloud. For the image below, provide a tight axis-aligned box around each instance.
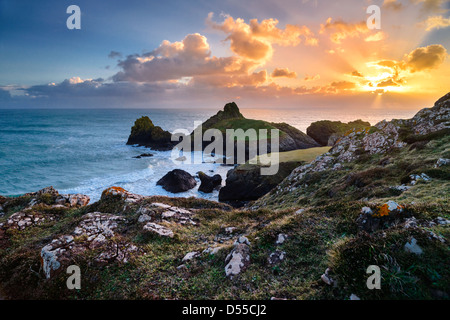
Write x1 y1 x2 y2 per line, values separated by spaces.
330 81 356 90
404 44 448 72
108 51 123 59
351 70 364 77
412 0 449 14
320 18 369 43
190 70 268 87
303 74 320 81
271 68 297 78
383 0 404 11
206 12 317 61
373 44 448 72
365 31 386 42
377 78 400 87
422 15 450 30
113 33 257 83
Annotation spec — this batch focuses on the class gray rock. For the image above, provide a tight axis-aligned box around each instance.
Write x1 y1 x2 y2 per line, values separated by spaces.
268 249 286 265
143 222 174 238
275 233 288 245
350 294 361 300
182 251 200 262
138 214 152 223
234 236 251 246
225 243 251 278
404 237 423 255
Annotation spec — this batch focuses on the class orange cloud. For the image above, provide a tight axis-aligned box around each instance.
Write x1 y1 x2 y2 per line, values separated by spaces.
404 44 448 72
304 74 320 81
365 31 386 42
271 68 297 78
320 18 369 43
207 13 317 61
422 15 450 31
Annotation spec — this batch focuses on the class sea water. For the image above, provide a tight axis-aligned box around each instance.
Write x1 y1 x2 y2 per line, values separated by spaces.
0 107 417 202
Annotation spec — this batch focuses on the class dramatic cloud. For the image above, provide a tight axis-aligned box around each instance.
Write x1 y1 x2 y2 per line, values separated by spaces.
320 18 369 43
422 15 450 30
271 68 297 78
373 44 447 72
404 44 448 72
113 33 257 83
377 78 400 87
206 13 317 61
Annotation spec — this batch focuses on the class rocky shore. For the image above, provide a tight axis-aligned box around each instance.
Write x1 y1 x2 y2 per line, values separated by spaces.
0 93 448 300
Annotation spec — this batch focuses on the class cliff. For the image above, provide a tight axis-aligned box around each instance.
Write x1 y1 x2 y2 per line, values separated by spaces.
1 93 449 300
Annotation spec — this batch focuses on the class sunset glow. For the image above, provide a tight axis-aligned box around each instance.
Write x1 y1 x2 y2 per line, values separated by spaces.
0 0 449 110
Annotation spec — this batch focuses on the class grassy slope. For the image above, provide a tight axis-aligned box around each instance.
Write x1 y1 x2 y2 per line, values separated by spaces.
201 118 283 141
0 137 448 300
250 147 331 165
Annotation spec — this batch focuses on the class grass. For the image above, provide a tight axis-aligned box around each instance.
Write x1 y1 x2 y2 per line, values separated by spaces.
0 131 448 300
241 146 331 170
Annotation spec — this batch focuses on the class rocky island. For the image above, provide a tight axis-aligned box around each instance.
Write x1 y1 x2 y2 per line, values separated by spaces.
0 93 449 300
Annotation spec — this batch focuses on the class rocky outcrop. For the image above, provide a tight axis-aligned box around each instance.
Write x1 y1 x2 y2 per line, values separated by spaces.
0 187 90 239
133 153 154 159
157 169 197 193
225 237 251 278
219 161 300 203
306 119 371 146
255 92 450 209
190 102 320 163
143 222 174 238
198 172 222 193
271 122 321 150
40 212 139 279
126 116 175 151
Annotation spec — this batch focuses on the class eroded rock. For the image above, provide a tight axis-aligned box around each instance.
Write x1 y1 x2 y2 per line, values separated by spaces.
143 222 174 238
225 243 251 278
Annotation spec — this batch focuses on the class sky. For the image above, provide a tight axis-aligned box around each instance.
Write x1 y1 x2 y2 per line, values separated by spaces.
0 0 449 110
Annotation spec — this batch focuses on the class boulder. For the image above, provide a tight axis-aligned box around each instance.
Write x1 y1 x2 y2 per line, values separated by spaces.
219 162 300 203
143 222 174 238
101 186 143 203
157 169 197 193
133 153 154 159
225 243 251 278
127 116 175 151
357 200 406 232
198 171 222 193
182 251 200 262
404 237 423 255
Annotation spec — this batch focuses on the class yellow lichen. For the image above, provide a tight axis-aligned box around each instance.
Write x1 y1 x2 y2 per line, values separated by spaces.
102 186 127 197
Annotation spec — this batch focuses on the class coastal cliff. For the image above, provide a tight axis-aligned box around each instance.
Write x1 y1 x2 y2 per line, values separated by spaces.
0 93 449 300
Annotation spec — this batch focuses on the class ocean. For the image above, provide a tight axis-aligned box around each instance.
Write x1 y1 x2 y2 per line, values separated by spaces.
0 107 418 202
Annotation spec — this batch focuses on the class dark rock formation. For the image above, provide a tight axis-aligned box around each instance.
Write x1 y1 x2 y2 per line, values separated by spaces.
127 116 175 151
133 153 154 159
271 122 320 150
157 169 197 193
198 172 222 193
190 102 320 163
218 162 301 204
306 120 371 146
